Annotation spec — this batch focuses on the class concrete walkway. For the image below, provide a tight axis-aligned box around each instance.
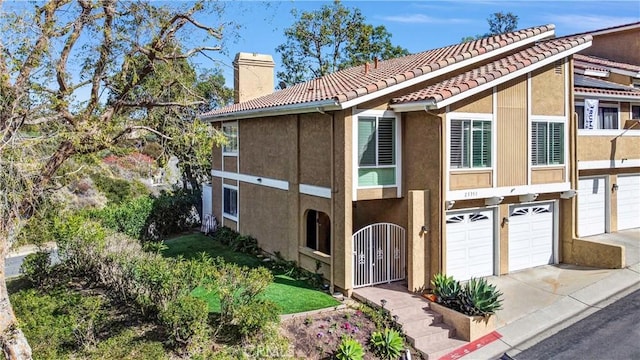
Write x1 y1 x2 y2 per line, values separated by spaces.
354 229 640 359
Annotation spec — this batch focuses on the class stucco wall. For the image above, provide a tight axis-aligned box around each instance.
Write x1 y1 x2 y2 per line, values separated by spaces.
300 113 332 187
583 29 640 65
577 135 640 161
239 115 297 180
531 62 566 116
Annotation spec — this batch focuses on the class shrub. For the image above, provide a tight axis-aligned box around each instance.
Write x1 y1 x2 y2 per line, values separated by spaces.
143 188 200 241
458 277 503 317
159 295 210 351
335 336 364 360
20 251 52 288
217 263 279 338
229 234 259 255
431 274 503 317
94 196 154 240
91 173 137 204
212 226 237 246
73 296 106 349
370 328 404 360
431 273 462 312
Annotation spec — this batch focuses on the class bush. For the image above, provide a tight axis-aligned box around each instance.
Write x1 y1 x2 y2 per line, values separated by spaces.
212 226 237 246
217 263 279 338
458 277 503 317
335 336 364 360
431 274 503 317
160 295 210 351
91 173 144 204
94 196 154 240
229 234 259 255
20 251 52 288
143 188 200 241
370 328 404 360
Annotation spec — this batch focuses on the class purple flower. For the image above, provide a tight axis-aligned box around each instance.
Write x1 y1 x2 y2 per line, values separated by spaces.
317 332 324 338
352 326 359 334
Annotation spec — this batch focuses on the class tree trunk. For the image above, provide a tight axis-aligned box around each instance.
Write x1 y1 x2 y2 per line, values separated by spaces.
0 244 32 360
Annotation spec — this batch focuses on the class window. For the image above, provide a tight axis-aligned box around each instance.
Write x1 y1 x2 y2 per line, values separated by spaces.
223 185 238 219
222 122 238 154
357 115 397 187
450 119 491 169
305 210 331 255
575 105 619 129
632 105 640 119
532 121 564 166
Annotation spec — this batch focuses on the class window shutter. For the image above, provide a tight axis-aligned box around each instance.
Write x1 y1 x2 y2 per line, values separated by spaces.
358 117 376 166
549 123 564 164
377 117 395 165
531 122 544 166
450 120 470 168
472 121 490 167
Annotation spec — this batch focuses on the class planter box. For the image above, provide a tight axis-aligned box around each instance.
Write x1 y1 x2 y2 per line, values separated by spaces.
429 301 496 342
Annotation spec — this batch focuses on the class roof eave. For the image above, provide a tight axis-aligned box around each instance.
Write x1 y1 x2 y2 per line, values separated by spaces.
575 91 640 101
199 100 341 122
389 100 437 112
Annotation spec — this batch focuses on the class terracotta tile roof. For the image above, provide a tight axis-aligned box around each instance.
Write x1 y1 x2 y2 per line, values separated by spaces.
575 74 640 98
390 36 591 106
573 54 640 74
201 24 555 118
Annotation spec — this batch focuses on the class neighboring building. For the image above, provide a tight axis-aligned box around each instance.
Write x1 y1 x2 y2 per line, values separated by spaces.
570 23 640 237
201 26 604 295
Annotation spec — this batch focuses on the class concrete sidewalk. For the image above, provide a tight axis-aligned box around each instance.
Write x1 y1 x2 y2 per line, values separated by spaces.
462 228 640 359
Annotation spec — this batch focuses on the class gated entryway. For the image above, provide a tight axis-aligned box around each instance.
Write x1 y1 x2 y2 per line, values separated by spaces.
352 223 406 288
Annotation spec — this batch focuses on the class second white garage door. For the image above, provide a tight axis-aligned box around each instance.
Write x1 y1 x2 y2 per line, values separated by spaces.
508 202 555 272
446 209 495 281
617 174 640 230
578 177 607 237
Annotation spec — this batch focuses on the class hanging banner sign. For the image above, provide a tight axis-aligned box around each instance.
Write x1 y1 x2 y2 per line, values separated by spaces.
583 99 599 129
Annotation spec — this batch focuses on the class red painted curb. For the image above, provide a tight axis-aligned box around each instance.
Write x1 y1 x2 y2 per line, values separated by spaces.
439 331 503 360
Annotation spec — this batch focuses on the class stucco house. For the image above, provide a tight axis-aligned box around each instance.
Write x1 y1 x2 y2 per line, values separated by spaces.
201 25 612 295
570 22 640 237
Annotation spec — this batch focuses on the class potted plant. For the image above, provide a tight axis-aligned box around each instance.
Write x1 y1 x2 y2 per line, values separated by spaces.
429 274 503 341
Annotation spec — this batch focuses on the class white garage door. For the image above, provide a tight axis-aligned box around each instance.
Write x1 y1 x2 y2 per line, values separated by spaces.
446 209 494 281
578 177 607 237
509 202 555 272
617 174 640 230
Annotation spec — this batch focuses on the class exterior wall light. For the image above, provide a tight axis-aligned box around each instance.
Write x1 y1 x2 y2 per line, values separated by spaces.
484 196 504 206
612 183 619 192
560 190 577 199
519 193 538 203
445 200 456 210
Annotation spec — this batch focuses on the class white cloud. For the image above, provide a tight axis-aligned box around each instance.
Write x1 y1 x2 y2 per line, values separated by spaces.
546 14 640 33
380 13 471 24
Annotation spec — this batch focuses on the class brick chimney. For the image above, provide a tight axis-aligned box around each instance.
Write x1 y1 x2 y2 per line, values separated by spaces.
233 52 275 104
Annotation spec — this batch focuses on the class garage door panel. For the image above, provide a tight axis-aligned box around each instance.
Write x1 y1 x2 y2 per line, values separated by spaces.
617 174 640 231
578 177 606 236
446 210 494 281
508 202 554 272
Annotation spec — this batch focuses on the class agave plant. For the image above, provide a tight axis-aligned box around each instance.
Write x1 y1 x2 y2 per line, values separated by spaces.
370 328 404 360
431 273 462 311
458 277 503 317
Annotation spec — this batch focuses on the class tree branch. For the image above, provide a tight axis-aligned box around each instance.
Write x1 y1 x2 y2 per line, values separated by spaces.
87 0 114 116
117 100 205 108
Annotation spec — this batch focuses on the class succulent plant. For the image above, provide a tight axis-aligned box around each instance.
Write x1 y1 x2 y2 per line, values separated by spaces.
431 273 462 311
458 277 503 317
370 328 404 360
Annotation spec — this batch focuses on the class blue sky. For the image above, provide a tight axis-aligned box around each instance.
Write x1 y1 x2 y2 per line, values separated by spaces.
209 0 640 87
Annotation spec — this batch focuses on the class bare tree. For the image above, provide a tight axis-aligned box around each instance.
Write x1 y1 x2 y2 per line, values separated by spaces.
0 1 227 357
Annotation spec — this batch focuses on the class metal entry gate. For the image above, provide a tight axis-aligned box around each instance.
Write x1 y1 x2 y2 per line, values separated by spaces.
352 223 406 288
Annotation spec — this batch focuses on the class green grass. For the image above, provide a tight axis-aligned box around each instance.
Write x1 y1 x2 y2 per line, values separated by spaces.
163 233 340 314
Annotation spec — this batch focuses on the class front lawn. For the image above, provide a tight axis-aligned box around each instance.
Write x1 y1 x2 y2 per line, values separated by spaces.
163 233 340 314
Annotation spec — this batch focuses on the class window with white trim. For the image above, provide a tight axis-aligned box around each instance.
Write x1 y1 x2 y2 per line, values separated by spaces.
222 122 238 154
632 105 640 119
357 115 397 187
450 119 491 169
532 121 564 166
575 104 619 129
223 185 238 219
